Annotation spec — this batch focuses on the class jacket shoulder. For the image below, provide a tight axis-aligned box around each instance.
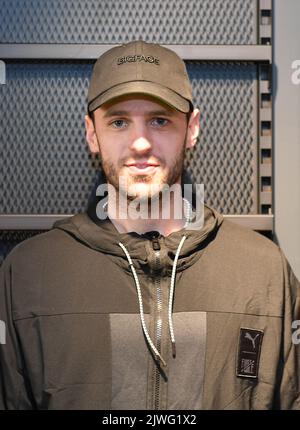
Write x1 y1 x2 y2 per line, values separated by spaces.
213 218 285 290
2 228 73 269
219 218 280 260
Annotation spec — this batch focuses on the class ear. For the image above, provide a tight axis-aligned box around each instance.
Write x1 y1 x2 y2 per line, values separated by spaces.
85 114 100 154
185 109 200 149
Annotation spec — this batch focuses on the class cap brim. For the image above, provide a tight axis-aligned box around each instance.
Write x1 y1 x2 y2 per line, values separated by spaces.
88 81 191 113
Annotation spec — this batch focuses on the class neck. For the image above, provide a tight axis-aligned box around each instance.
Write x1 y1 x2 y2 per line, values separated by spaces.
107 189 188 236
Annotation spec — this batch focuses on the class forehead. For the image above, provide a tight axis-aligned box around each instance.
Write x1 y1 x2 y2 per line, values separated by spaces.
96 94 182 118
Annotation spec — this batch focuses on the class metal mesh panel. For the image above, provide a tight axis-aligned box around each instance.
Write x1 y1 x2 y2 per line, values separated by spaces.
0 0 257 45
0 61 95 214
185 61 257 214
0 60 257 215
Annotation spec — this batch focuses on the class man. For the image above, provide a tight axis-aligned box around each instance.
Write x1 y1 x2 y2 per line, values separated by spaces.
0 40 299 410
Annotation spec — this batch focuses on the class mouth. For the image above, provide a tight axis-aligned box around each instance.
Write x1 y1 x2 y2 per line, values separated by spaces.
125 162 160 175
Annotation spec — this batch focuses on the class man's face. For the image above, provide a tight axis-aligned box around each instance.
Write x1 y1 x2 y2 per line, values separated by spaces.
85 94 199 200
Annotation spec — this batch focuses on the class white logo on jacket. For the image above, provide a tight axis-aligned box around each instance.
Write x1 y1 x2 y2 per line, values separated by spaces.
245 332 260 349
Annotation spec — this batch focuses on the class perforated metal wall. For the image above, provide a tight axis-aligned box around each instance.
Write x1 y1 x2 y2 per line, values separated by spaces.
186 61 257 214
0 61 94 214
0 0 257 45
0 60 257 215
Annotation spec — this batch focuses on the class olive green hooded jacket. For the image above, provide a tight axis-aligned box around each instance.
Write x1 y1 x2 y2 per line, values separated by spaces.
0 203 299 409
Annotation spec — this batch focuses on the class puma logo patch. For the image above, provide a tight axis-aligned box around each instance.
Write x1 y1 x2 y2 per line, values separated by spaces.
244 332 260 349
237 328 264 379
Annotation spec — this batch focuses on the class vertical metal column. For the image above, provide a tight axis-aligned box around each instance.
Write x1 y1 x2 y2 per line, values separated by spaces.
273 0 300 278
258 0 273 215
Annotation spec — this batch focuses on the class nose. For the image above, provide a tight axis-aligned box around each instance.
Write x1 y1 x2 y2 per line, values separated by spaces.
130 137 152 153
129 123 153 154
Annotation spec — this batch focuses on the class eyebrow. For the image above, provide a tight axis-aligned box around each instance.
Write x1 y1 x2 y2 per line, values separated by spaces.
103 109 175 118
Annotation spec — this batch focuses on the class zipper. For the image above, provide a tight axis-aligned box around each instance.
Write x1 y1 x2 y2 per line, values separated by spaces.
150 232 162 410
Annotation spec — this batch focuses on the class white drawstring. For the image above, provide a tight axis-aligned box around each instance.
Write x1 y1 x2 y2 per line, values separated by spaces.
118 234 187 366
168 235 187 358
118 241 167 367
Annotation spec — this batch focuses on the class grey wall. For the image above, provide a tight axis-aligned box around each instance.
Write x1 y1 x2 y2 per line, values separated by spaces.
274 0 300 278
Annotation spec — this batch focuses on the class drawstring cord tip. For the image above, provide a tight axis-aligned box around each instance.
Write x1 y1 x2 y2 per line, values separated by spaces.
172 342 176 358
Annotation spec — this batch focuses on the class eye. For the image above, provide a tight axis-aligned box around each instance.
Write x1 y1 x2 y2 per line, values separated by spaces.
151 117 169 127
111 119 128 129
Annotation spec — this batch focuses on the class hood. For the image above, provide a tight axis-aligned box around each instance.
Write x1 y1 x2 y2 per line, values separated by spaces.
52 198 223 276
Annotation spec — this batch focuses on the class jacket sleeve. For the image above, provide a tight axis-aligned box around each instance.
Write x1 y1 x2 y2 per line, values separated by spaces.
0 256 34 409
274 249 300 409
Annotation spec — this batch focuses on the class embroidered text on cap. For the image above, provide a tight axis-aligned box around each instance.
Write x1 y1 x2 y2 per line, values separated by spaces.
117 55 160 65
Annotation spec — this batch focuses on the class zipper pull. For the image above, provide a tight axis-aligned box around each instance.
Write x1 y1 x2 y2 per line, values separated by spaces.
143 230 161 251
150 231 161 251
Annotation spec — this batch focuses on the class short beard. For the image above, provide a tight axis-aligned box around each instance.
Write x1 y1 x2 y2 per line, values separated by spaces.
95 133 187 202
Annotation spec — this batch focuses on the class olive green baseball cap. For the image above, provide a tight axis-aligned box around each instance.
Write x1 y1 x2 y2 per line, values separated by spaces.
87 40 193 114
